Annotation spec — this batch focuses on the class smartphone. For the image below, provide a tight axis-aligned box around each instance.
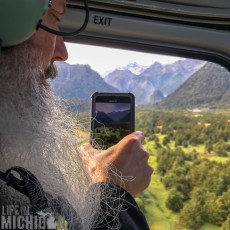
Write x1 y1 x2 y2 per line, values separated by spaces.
90 92 135 149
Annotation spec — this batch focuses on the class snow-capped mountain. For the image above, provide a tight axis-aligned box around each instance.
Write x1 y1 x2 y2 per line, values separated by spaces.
102 62 148 77
104 59 205 104
122 62 148 75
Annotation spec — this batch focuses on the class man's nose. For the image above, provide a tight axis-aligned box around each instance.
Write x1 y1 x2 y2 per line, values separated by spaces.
53 36 68 61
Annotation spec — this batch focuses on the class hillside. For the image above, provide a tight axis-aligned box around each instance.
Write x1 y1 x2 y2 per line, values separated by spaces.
159 62 230 108
50 62 119 100
104 59 205 104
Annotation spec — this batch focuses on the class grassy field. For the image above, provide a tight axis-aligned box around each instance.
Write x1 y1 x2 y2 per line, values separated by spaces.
137 141 178 229
138 139 226 230
155 133 229 163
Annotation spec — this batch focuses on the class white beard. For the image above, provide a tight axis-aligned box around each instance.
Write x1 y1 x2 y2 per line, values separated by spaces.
0 42 105 229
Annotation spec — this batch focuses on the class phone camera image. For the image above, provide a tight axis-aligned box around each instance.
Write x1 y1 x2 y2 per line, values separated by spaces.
91 93 135 149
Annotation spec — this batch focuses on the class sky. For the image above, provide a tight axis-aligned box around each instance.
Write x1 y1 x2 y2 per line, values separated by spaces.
96 102 130 113
65 42 183 76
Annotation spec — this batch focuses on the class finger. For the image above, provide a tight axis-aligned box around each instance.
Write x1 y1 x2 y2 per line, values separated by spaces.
141 144 148 153
133 131 145 144
79 143 99 157
78 143 91 154
140 149 150 162
143 165 154 189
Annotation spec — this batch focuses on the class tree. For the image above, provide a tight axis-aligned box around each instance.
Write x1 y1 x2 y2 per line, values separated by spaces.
163 136 170 146
182 140 188 148
166 188 184 212
205 141 213 153
221 215 230 230
180 201 204 229
202 192 223 226
214 140 229 157
218 190 230 221
186 149 198 161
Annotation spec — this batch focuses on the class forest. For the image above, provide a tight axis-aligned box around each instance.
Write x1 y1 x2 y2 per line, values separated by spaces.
135 109 230 230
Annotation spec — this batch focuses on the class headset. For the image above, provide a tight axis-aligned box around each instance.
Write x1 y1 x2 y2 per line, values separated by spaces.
0 0 89 48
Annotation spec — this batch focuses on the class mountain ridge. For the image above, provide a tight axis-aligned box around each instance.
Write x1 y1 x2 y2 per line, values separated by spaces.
104 59 205 104
159 62 230 109
50 59 207 109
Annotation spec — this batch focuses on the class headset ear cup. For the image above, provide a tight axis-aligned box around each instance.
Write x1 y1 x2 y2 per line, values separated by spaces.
0 0 49 47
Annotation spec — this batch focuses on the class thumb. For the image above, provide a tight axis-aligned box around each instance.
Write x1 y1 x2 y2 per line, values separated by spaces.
78 143 101 157
132 131 145 144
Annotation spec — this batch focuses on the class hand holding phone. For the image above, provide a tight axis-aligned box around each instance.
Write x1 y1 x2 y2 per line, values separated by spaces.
80 131 153 197
90 92 135 149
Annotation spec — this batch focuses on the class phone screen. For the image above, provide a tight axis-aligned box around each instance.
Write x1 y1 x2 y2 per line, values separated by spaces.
91 93 135 149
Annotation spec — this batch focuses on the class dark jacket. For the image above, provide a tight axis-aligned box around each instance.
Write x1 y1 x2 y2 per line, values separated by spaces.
92 183 150 230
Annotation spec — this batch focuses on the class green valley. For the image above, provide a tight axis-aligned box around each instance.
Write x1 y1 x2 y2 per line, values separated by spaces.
135 109 230 230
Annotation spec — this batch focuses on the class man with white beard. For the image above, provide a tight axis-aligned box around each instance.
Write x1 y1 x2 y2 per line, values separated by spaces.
0 0 153 229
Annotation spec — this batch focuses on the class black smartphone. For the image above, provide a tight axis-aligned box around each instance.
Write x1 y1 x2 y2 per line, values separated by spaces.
90 92 135 149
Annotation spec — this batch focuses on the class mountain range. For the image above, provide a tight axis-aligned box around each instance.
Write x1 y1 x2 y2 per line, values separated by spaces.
95 110 130 126
158 62 230 109
51 59 205 107
104 59 205 104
